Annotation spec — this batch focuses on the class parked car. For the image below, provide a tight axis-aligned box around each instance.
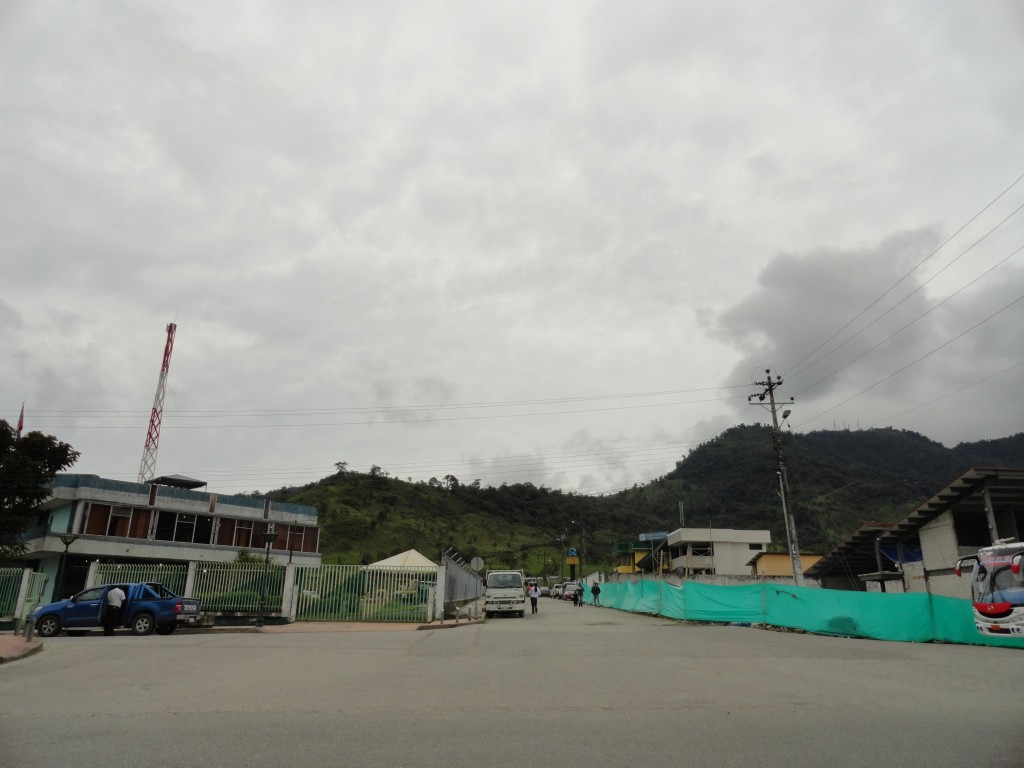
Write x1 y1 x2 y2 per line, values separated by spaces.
31 582 202 637
539 586 550 597
561 582 580 600
550 583 563 599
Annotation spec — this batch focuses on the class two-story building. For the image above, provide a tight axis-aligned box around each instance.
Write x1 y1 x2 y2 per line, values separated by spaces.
666 527 772 576
22 473 320 601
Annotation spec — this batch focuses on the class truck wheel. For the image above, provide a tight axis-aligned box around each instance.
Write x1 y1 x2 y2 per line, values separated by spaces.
156 624 177 635
36 615 62 637
131 613 156 636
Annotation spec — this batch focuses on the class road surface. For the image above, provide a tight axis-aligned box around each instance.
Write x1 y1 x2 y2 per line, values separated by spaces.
2 597 1021 767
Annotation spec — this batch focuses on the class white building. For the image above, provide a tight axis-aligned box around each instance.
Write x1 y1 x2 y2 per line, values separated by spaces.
666 527 771 576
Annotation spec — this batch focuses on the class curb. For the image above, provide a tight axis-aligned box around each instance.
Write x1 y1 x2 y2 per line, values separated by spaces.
0 639 44 665
417 617 485 630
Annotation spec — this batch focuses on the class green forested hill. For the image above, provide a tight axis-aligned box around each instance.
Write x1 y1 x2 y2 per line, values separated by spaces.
271 427 1024 573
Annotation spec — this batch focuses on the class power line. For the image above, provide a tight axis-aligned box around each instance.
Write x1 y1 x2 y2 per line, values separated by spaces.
19 392 750 430
793 241 1024 399
793 291 1024 430
789 205 1024 382
784 171 1024 378
864 360 1024 429
4 382 751 420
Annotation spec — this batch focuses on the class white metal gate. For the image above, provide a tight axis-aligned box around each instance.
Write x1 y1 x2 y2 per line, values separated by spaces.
294 564 437 623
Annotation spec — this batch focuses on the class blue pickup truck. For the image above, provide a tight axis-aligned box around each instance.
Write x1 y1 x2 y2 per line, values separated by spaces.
31 582 202 637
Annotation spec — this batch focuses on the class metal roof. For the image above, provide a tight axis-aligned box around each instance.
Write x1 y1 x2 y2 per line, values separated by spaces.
876 466 1024 546
805 467 1024 579
803 522 893 578
150 474 207 490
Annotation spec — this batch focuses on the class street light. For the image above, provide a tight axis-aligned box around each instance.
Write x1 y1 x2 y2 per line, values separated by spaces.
257 525 280 628
56 533 80 600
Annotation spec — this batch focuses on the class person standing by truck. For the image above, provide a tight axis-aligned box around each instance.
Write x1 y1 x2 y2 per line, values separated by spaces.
528 584 540 614
103 585 126 636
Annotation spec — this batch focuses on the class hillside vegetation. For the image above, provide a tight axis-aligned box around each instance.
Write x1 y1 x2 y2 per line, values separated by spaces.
270 427 1024 574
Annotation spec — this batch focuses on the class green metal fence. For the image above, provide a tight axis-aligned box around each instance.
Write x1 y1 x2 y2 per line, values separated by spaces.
295 564 437 623
0 568 22 617
22 572 49 620
192 562 285 612
93 563 188 595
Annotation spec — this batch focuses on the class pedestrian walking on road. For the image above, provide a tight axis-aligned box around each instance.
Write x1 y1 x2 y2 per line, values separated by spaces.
529 584 540 614
591 582 601 607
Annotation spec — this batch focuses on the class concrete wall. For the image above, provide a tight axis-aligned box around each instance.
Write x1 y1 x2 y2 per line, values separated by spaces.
909 512 973 600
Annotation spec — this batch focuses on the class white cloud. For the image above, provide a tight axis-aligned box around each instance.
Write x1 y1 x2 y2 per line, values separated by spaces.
2 1 1023 493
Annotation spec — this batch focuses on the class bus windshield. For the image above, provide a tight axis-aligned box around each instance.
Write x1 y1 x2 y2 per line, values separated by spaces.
974 560 1024 606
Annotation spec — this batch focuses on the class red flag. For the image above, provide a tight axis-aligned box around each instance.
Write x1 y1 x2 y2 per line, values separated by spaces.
16 403 24 438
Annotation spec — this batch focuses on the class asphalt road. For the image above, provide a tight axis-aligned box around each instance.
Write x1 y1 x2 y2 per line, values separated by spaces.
2 597 1022 768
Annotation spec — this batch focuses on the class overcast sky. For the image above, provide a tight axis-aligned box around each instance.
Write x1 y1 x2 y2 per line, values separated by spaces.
3 1 1023 496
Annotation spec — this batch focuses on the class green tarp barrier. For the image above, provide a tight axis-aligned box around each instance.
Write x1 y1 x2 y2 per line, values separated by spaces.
594 580 1024 649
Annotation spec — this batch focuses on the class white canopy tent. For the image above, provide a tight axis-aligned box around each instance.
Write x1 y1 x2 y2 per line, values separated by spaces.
367 549 437 569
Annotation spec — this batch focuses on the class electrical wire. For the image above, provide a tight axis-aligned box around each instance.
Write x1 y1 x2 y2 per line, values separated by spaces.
784 171 1024 378
792 291 1024 430
789 205 1024 382
793 241 1024 399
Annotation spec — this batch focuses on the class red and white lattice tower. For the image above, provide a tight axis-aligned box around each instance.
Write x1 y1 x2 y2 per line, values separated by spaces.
138 322 177 483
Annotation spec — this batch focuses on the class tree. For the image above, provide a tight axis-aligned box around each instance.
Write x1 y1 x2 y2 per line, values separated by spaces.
0 420 79 559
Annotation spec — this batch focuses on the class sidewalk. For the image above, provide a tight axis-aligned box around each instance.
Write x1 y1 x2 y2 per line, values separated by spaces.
0 614 483 663
0 631 43 664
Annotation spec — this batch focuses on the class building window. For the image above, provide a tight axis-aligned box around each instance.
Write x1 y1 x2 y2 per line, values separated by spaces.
194 515 213 543
174 514 196 543
154 512 215 544
85 504 111 535
233 520 253 548
749 543 764 550
154 513 176 541
107 507 131 537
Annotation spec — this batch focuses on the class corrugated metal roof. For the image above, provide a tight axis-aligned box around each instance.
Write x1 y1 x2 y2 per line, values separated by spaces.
806 467 1024 579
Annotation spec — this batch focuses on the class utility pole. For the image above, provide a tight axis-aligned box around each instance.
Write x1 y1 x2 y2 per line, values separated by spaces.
749 369 804 586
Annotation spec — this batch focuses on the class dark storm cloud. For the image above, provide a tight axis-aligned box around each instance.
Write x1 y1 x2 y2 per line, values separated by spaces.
716 227 1024 442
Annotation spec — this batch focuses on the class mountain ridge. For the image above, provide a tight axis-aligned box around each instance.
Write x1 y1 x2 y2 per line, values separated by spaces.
271 426 1024 572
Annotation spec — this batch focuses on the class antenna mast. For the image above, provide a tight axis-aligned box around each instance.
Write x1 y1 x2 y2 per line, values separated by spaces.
138 322 177 483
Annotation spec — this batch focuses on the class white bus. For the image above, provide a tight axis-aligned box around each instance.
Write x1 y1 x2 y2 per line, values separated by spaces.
955 541 1024 637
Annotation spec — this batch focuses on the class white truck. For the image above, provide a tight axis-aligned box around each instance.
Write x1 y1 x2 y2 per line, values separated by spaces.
483 570 526 618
